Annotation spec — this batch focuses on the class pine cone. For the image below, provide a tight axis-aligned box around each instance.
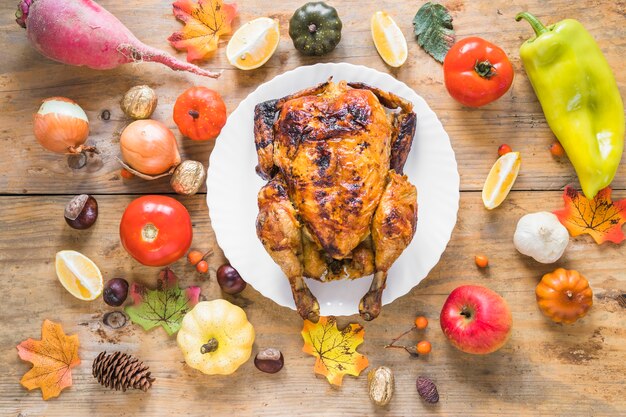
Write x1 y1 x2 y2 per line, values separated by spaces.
92 351 155 392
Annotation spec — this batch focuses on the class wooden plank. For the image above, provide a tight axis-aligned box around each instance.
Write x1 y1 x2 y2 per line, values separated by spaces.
1 0 625 194
1 192 624 416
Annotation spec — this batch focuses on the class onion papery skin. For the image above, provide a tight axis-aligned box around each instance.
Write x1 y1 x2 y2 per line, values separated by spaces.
33 97 90 153
120 120 181 176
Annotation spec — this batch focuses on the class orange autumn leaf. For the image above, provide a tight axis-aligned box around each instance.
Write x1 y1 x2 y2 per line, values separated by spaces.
301 316 369 386
168 0 238 62
16 320 80 400
553 186 626 244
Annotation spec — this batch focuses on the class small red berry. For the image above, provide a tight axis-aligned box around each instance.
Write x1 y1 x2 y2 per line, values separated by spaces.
475 255 489 268
196 260 209 274
497 144 512 156
550 142 565 158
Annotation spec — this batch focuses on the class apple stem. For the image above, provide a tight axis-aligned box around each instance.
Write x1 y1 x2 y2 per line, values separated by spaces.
460 307 472 319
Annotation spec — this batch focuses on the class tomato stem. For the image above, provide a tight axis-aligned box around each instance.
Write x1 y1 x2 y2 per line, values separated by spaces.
188 110 200 119
308 23 317 34
475 60 496 79
141 223 158 243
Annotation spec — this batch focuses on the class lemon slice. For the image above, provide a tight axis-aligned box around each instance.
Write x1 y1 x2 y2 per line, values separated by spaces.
55 250 103 300
226 17 280 70
482 151 521 210
371 11 408 68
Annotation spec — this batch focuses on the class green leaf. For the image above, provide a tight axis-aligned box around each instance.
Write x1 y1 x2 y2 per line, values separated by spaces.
125 268 201 336
413 2 455 63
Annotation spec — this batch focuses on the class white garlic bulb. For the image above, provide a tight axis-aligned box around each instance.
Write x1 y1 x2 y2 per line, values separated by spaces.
513 212 569 263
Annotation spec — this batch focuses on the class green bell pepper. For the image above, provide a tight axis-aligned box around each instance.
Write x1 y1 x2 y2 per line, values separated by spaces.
516 12 624 199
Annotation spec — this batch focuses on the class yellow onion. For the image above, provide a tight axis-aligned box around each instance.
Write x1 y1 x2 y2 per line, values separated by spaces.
120 120 181 175
34 97 90 153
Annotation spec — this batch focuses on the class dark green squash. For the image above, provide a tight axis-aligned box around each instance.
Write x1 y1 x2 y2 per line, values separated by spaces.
289 2 342 56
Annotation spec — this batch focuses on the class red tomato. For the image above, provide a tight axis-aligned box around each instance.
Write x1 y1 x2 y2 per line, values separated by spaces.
173 87 227 141
443 37 514 107
119 195 193 266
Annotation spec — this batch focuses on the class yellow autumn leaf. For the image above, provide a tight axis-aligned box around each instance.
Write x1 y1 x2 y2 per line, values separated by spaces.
301 316 369 386
16 320 81 400
168 0 238 62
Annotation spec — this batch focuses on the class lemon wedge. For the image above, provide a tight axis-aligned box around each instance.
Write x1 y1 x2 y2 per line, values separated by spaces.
226 17 280 70
55 250 103 300
371 11 408 68
482 151 521 210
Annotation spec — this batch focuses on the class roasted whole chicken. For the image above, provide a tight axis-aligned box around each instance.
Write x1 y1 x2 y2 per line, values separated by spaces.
254 80 418 322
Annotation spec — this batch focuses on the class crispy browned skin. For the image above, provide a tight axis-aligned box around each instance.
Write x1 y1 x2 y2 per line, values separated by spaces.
255 80 418 321
256 174 320 322
359 171 418 320
275 82 391 259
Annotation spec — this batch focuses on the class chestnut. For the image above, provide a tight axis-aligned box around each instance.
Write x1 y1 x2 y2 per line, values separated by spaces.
254 348 284 374
64 194 98 229
103 278 129 307
217 264 247 295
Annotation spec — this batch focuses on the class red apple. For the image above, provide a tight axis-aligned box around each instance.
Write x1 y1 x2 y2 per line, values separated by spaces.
440 285 512 354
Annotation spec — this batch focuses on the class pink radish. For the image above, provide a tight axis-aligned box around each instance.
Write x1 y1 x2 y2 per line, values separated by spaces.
15 0 220 78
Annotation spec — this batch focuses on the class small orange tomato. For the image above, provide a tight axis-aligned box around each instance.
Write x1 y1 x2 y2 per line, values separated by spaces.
550 142 565 158
414 316 429 330
173 87 227 141
416 341 432 355
498 144 512 156
475 255 489 268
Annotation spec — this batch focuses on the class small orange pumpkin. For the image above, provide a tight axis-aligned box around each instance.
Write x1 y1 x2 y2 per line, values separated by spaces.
535 268 593 324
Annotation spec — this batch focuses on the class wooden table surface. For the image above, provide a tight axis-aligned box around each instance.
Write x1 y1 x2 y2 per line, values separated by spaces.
1 0 625 416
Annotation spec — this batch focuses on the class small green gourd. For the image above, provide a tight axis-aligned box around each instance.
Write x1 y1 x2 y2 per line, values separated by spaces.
289 2 342 56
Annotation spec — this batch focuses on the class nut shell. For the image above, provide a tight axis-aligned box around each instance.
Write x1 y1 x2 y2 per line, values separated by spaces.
64 194 98 229
416 376 439 404
254 348 284 373
171 160 206 195
121 85 158 120
368 366 394 407
103 311 128 329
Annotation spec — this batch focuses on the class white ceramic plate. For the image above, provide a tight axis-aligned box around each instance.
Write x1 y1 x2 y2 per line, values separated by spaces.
207 63 459 317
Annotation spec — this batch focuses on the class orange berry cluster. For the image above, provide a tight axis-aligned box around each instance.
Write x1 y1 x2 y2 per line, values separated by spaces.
413 316 431 355
187 249 212 274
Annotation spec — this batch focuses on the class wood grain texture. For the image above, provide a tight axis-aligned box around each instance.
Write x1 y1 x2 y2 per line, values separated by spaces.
0 0 625 416
0 0 625 194
0 193 624 416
